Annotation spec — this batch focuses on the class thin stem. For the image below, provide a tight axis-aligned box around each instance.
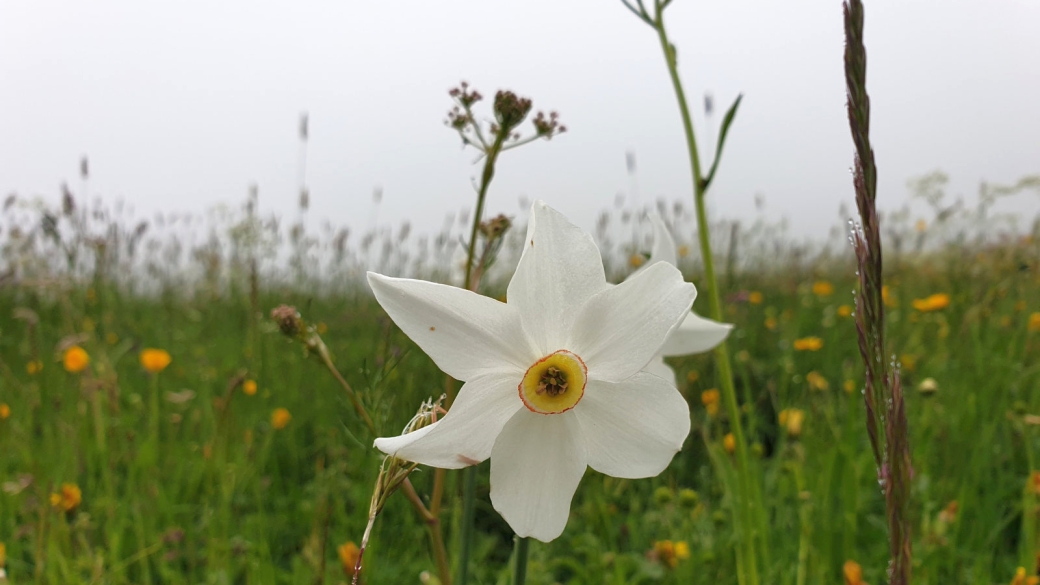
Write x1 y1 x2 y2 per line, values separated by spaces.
500 135 541 152
148 373 160 449
400 479 453 584
793 463 811 585
462 134 505 289
456 127 506 585
316 345 377 436
651 4 765 582
316 339 452 584
512 536 530 585
458 466 478 585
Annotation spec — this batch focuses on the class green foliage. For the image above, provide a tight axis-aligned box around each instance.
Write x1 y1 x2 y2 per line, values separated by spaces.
1 231 1039 584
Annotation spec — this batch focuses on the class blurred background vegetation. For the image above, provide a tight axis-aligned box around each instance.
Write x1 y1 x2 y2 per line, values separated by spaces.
0 175 1039 584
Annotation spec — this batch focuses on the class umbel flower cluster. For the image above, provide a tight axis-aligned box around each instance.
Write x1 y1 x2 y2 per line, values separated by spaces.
368 201 731 541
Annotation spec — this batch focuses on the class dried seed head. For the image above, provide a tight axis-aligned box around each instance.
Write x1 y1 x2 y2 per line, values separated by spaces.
532 110 566 138
271 305 303 337
478 214 512 240
493 90 532 132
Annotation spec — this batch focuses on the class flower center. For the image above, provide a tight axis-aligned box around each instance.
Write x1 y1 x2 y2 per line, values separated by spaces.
519 350 587 415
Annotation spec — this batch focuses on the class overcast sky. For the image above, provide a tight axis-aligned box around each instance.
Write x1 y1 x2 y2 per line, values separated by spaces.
2 0 1038 241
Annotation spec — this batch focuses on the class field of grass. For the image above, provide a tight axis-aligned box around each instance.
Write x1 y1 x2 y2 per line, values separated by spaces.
1 197 1039 585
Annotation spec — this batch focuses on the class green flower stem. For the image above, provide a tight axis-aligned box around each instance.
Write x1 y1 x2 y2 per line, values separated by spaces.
456 126 506 585
457 466 478 585
149 372 161 449
652 5 765 583
512 536 530 585
793 462 811 585
462 135 505 290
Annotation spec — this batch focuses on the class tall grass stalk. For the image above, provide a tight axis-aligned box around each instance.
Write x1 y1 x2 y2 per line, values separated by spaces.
622 1 764 582
843 1 913 582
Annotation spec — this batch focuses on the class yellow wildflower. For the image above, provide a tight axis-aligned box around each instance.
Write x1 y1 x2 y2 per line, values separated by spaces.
271 408 292 430
26 360 43 375
812 280 834 297
0 541 5 567
843 379 856 394
652 540 688 569
0 404 9 420
243 380 258 396
899 354 917 373
1028 312 1040 333
1029 471 1040 496
316 322 328 335
629 254 646 268
793 337 823 351
1011 566 1040 585
778 408 805 438
723 433 736 454
50 483 82 512
806 371 829 391
338 541 360 576
843 560 868 585
937 500 958 524
837 305 853 317
63 346 90 373
764 316 778 330
105 331 119 345
912 293 950 312
700 389 720 417
748 291 764 305
687 371 699 384
139 348 172 373
882 285 896 308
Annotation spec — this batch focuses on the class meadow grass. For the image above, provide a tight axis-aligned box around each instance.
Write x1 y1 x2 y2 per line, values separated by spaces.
1 214 1038 584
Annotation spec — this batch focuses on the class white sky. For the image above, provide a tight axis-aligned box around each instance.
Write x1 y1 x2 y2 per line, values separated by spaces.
2 0 1038 240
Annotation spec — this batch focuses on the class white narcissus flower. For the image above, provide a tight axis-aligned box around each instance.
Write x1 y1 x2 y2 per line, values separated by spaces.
631 214 733 386
368 201 695 542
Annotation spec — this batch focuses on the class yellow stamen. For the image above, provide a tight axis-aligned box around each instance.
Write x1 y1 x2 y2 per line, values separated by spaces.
519 350 587 414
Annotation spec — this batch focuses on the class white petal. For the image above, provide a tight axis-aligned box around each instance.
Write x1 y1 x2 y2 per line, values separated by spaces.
643 355 678 388
368 272 536 380
624 213 678 282
659 311 734 357
490 409 587 542
373 372 523 469
449 240 467 287
507 201 607 355
576 373 691 478
569 262 696 382
648 214 679 268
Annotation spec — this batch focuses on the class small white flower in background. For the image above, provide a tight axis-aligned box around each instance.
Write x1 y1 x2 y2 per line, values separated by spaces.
369 201 695 542
631 214 733 387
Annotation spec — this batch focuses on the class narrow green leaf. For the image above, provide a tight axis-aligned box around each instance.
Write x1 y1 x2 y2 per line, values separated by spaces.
702 93 743 192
